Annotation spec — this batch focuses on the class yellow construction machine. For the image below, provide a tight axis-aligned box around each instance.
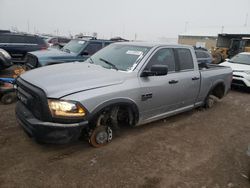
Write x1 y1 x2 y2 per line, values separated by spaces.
211 34 250 64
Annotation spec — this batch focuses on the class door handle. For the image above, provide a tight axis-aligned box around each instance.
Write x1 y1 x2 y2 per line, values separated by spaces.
192 77 200 80
169 80 178 84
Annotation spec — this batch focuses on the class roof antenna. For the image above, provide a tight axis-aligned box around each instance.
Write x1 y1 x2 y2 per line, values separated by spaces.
221 26 224 33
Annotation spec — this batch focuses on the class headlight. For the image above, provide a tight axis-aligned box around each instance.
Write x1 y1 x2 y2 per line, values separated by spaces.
48 99 86 118
0 49 11 59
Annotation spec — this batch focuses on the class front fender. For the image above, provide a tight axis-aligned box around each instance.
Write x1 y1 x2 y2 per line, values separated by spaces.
88 98 139 124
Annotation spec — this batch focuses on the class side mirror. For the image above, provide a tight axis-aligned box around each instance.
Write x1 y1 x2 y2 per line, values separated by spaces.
141 64 168 77
82 51 89 56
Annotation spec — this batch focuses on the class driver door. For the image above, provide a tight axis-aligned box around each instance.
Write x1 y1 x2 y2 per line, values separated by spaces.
139 48 183 122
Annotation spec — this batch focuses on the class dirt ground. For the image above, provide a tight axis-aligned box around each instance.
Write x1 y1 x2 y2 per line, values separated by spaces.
0 88 250 188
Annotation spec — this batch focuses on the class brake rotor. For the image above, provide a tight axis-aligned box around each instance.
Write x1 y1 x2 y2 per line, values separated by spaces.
89 126 112 148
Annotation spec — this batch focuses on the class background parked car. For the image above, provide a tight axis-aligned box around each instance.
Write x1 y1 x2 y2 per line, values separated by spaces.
0 33 48 64
46 37 71 48
25 37 115 69
0 48 12 70
220 52 250 88
194 47 213 64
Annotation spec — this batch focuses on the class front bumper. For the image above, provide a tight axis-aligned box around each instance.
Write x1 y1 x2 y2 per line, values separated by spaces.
232 75 250 88
16 101 88 144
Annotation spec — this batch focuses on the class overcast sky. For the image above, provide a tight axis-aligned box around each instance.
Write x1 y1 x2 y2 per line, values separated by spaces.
0 0 250 41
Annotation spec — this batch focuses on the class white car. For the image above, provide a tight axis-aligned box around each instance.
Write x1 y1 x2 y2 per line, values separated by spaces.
220 52 250 88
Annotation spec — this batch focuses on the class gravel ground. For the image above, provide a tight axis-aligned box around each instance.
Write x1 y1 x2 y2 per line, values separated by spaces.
0 89 250 188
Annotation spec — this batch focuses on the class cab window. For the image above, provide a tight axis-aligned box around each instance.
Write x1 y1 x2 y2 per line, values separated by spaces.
176 48 194 71
145 48 175 72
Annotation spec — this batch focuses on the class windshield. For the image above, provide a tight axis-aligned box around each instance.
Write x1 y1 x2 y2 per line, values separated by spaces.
229 54 250 65
90 44 151 71
62 40 85 54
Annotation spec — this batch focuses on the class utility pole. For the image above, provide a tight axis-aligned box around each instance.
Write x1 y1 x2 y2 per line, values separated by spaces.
244 13 248 27
134 33 137 41
184 21 189 32
221 25 224 33
27 20 30 33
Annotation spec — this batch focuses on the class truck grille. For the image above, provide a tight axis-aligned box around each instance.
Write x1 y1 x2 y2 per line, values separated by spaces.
16 78 51 121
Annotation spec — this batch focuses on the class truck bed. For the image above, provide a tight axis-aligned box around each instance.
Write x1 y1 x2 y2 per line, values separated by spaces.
196 63 232 104
198 63 227 71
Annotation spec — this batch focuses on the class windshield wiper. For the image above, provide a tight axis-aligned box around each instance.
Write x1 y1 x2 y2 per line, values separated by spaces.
99 58 118 70
62 48 70 53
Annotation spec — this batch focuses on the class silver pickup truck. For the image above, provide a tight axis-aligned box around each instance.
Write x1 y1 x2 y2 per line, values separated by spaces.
15 42 232 147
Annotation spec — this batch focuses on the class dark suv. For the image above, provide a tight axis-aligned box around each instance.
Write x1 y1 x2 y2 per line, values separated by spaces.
25 38 115 69
194 47 213 64
0 33 48 64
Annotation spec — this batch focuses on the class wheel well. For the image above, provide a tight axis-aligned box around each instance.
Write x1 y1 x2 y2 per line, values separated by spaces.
89 102 139 128
210 82 225 99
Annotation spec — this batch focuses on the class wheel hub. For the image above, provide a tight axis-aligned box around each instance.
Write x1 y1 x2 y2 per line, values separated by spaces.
96 130 108 144
93 126 113 145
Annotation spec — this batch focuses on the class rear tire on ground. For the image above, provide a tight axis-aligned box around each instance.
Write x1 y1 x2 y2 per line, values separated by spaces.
204 95 217 109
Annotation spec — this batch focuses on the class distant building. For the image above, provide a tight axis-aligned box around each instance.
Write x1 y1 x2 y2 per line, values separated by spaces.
179 34 217 49
178 26 250 49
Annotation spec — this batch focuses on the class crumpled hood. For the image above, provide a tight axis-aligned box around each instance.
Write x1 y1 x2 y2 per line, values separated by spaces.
20 62 126 98
220 61 250 71
29 48 76 60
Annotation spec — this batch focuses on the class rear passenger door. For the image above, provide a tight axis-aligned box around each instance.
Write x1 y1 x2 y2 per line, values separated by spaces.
174 48 200 108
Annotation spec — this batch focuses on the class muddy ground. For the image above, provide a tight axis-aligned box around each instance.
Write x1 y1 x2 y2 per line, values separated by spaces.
0 88 250 188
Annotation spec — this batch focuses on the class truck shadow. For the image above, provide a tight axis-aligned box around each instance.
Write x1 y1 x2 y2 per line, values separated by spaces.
36 109 196 162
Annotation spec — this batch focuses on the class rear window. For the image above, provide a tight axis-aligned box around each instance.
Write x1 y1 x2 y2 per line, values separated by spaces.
176 48 194 70
24 36 38 43
0 35 40 44
8 35 26 43
0 35 10 43
59 38 70 43
104 42 113 47
36 37 46 45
